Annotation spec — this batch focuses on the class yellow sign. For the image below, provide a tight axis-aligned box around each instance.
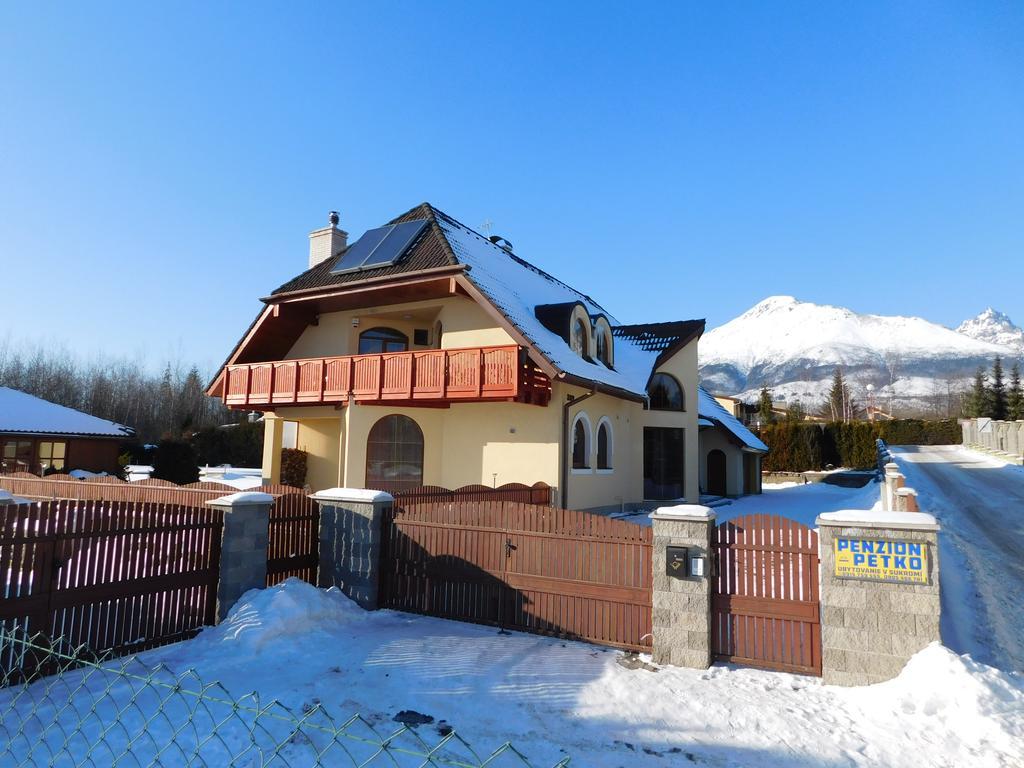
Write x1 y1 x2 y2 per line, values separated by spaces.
834 538 928 584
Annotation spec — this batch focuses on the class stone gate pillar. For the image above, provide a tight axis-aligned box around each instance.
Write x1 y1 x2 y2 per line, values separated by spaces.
207 492 274 623
312 487 394 610
649 505 715 668
816 509 941 686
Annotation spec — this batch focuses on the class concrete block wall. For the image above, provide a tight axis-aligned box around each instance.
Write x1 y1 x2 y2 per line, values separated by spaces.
650 506 714 669
960 418 1024 464
817 513 940 686
313 488 394 610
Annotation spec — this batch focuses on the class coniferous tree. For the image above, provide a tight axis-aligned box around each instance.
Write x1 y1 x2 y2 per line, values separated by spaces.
787 400 806 422
990 356 1008 420
821 368 856 422
967 366 990 418
758 387 775 425
1008 362 1023 421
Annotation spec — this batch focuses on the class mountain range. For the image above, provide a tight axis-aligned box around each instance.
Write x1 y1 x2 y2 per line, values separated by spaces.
698 297 1023 414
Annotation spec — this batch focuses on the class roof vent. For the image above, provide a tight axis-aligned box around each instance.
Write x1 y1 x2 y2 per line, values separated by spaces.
488 234 514 253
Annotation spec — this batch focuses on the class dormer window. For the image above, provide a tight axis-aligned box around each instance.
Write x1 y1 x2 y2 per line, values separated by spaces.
572 317 590 358
592 316 614 368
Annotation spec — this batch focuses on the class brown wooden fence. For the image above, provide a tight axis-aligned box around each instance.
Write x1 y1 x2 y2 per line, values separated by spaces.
266 492 319 586
0 473 321 590
711 514 821 676
389 482 552 507
380 501 652 652
1 499 223 662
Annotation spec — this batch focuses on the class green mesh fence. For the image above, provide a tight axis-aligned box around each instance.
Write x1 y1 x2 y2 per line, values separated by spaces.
0 628 571 767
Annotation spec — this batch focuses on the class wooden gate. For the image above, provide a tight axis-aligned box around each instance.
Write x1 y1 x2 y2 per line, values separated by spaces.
380 501 653 651
711 514 821 675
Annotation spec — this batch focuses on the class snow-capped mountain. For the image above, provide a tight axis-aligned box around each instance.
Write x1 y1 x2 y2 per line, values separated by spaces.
957 309 1024 355
699 296 1020 411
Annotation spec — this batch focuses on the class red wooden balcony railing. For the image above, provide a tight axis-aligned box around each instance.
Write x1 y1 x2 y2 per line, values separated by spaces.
222 345 551 408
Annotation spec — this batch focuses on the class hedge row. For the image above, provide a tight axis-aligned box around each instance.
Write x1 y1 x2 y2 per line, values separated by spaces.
758 419 961 472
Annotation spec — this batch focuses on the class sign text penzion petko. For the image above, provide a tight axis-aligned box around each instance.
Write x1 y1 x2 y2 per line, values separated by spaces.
833 538 929 584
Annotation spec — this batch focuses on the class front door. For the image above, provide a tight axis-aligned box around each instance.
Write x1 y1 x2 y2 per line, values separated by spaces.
707 449 727 496
643 427 685 500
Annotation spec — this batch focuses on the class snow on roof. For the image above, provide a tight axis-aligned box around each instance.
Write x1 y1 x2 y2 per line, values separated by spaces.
435 212 663 396
697 386 769 452
0 387 134 438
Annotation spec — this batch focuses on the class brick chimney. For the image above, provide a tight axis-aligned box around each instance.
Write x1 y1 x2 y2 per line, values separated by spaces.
308 211 348 270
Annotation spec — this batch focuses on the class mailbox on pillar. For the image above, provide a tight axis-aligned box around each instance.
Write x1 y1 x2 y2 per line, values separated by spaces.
666 546 688 578
667 545 707 580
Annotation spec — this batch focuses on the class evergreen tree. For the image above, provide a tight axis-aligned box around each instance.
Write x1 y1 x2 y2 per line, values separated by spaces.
967 366 989 418
821 368 855 422
1008 362 1023 421
787 400 806 422
758 387 775 425
991 356 1008 420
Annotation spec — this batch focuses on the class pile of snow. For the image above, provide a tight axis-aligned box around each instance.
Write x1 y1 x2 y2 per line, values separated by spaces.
846 644 1024 760
195 580 360 655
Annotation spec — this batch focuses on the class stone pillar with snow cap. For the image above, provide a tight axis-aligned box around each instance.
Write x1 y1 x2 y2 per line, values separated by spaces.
312 488 394 610
883 464 903 512
207 492 274 623
816 509 941 686
649 504 715 669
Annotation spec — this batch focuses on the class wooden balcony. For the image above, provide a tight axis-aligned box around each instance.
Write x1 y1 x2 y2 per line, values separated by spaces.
222 345 551 409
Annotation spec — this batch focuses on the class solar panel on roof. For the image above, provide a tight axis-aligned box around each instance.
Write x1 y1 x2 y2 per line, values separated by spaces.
330 218 429 275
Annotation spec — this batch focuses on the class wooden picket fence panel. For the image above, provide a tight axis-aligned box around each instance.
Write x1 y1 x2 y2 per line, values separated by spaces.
266 492 319 587
1 499 223 665
380 501 652 652
711 514 821 676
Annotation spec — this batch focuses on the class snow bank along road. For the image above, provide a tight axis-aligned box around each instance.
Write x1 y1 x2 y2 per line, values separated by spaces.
893 445 1024 672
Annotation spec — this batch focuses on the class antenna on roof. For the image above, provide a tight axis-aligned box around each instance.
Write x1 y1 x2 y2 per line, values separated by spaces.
480 219 493 234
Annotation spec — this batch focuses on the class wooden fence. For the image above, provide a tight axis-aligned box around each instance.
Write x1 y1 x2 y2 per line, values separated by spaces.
389 482 552 507
1 499 223 664
266 492 319 586
0 471 300 506
380 501 652 652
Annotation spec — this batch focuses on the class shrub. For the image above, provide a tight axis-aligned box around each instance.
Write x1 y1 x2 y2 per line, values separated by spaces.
280 448 308 488
757 418 962 472
191 420 265 467
153 439 199 484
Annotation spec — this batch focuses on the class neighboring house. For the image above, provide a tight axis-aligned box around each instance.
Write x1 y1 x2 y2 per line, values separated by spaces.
0 387 134 475
207 205 765 510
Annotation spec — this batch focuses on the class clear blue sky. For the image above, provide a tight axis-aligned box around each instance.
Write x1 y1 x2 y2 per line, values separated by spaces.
2 3 1021 373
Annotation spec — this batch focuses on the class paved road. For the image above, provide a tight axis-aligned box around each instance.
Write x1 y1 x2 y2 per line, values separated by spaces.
895 445 1024 671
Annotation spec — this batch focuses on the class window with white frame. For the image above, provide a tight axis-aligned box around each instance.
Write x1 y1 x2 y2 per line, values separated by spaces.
571 413 592 470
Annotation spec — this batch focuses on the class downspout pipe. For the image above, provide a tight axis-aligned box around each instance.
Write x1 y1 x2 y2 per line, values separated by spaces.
560 389 596 510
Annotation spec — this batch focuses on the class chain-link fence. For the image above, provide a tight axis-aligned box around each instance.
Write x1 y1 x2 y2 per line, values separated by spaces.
0 628 570 767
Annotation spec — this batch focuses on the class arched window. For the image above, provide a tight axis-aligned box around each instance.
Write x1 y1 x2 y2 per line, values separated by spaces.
359 327 408 355
596 418 613 471
571 413 591 470
648 373 684 411
366 414 424 491
571 317 590 359
593 316 614 368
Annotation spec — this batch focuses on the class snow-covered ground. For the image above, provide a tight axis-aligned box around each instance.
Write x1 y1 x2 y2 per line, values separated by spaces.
5 580 1020 767
891 445 1024 672
4 474 1023 766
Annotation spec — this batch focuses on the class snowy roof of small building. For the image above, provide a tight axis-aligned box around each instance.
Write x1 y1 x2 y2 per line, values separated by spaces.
0 387 134 438
697 386 769 452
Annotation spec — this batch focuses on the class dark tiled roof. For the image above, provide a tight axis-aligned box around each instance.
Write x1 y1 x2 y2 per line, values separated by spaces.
270 203 456 296
612 320 705 354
